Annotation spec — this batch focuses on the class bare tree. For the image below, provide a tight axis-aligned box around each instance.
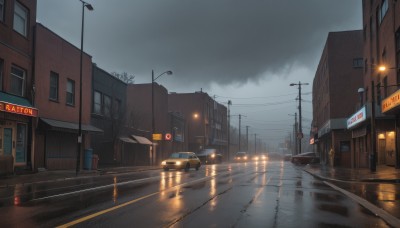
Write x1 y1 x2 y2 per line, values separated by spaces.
111 72 135 84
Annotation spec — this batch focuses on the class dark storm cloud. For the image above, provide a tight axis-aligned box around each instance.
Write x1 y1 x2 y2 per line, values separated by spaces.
37 0 361 87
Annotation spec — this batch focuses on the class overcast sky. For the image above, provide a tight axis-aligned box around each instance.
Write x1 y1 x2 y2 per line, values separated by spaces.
37 0 362 151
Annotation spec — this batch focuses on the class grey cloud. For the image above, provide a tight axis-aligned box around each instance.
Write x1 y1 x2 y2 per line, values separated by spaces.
37 0 361 89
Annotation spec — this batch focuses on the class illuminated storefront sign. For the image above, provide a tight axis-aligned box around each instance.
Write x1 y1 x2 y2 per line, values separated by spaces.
382 89 400 113
347 107 366 129
0 102 38 117
152 134 162 141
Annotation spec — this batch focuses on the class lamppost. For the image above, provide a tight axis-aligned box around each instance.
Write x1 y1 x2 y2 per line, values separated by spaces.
76 0 93 176
151 70 172 165
227 100 231 161
290 81 309 155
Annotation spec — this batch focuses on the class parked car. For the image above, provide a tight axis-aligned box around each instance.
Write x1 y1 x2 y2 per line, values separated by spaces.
252 153 268 161
196 149 222 164
291 152 320 165
161 152 201 171
284 154 292 161
233 152 249 162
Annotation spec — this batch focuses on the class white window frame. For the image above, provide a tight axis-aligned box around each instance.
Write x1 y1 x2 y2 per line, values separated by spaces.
10 65 25 96
49 71 59 101
66 79 75 106
103 94 112 117
13 1 28 36
93 91 102 114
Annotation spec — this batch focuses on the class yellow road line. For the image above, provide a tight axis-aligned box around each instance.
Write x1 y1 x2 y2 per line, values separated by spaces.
56 191 159 228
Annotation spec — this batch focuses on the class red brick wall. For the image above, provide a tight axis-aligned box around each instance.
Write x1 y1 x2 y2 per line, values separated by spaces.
34 24 92 124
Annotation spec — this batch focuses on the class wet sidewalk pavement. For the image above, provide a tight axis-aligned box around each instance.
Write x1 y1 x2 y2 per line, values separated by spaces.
304 164 400 183
0 165 161 188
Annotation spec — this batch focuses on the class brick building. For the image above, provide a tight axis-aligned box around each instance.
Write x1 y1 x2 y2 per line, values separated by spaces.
362 0 400 169
0 0 37 173
312 30 364 168
33 23 101 171
169 91 228 160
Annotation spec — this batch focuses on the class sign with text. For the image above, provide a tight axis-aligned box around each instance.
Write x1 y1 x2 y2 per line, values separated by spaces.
0 102 38 117
347 106 366 129
152 134 162 141
382 89 400 113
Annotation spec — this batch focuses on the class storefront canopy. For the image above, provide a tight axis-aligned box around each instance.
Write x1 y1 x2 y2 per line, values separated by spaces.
131 135 152 145
40 118 103 133
119 137 137 144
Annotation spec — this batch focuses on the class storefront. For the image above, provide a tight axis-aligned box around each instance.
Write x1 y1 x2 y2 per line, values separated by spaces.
0 92 38 173
381 89 400 168
347 106 369 168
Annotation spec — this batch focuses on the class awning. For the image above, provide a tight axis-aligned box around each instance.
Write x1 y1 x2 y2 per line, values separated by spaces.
119 137 137 144
40 118 103 133
131 135 152 145
0 92 34 107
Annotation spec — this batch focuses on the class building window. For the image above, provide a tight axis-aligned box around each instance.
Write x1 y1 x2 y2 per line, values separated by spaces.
93 91 102 114
0 0 4 22
379 0 388 24
114 99 121 119
49 71 59 101
13 1 28 37
103 94 111 117
0 59 3 91
66 79 75 106
10 66 25 96
353 58 364 68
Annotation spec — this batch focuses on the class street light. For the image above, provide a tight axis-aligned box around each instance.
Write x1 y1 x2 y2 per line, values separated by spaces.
151 70 172 165
290 81 309 155
76 0 93 176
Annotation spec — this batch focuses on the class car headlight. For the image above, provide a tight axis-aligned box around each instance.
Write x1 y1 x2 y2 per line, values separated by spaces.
161 161 166 165
176 161 182 165
244 156 248 160
211 154 215 158
254 156 259 160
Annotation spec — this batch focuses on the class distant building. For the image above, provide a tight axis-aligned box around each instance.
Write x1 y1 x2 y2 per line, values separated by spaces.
312 30 364 168
169 91 228 160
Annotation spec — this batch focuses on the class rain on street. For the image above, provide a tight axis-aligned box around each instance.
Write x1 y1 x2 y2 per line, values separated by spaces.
0 161 389 227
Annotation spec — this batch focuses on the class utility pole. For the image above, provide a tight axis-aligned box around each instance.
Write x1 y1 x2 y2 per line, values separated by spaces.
254 134 257 154
290 82 308 155
239 114 241 151
227 100 232 161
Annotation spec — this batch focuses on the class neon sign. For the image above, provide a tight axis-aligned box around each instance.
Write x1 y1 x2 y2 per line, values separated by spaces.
0 102 38 117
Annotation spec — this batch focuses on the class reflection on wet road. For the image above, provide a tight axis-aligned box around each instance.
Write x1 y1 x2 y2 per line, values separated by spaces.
0 161 391 227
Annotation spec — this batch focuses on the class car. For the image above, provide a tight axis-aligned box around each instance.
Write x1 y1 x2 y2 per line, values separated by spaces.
252 153 268 161
291 152 320 165
196 149 222 164
284 154 292 161
161 152 201 171
233 152 249 162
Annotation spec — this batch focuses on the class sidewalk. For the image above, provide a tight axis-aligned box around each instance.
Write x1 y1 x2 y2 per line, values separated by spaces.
0 165 161 188
303 164 400 183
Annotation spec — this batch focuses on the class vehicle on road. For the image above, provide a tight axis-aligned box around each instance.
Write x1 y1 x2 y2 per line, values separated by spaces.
284 154 292 161
252 153 268 161
291 152 320 165
196 149 222 164
161 152 201 171
233 151 249 162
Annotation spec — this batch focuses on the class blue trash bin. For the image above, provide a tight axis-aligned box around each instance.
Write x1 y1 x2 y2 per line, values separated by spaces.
84 149 93 170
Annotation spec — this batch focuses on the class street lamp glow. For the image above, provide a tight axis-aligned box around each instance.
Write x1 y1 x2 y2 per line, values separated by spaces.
193 113 199 119
378 65 387 72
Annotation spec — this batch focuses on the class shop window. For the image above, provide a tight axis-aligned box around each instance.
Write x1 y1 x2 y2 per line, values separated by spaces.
49 71 59 101
10 65 25 96
66 79 75 106
13 1 28 37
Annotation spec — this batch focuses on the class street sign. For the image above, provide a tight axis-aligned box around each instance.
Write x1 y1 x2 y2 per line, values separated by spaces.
165 133 172 141
152 134 162 141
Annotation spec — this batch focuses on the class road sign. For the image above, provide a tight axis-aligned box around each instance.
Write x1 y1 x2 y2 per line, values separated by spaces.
152 134 162 141
165 133 172 141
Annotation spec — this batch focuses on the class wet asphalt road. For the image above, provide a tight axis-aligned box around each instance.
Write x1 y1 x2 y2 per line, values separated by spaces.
0 161 392 227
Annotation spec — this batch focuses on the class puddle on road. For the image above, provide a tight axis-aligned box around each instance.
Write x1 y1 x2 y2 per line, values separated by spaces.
317 204 349 217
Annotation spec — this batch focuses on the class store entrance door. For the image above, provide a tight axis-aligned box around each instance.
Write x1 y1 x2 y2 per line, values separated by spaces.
4 128 12 156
